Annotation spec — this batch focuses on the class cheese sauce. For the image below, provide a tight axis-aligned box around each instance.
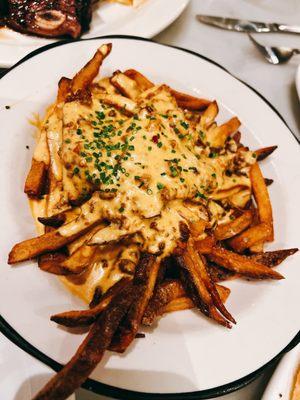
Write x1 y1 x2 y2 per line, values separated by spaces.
31 81 256 303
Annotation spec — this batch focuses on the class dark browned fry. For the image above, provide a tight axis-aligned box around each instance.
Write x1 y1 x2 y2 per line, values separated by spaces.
171 89 211 111
33 282 135 400
207 247 284 280
177 247 232 328
38 252 70 276
254 145 278 161
214 210 253 241
24 159 47 197
208 263 239 282
142 279 185 326
109 254 160 353
51 278 131 327
250 248 298 267
187 240 235 324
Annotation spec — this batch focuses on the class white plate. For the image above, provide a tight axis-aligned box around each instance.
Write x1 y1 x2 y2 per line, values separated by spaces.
0 37 299 399
262 344 300 400
0 0 189 67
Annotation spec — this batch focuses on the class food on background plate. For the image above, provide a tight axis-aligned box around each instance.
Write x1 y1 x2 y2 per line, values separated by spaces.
8 43 298 399
0 0 143 39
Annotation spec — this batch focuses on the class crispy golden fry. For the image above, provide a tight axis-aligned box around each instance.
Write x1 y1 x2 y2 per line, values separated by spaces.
110 71 141 100
109 254 160 353
208 247 283 280
214 210 253 241
187 240 235 324
71 44 112 94
38 252 70 276
250 162 274 241
51 278 131 327
24 159 47 197
254 145 277 161
33 282 134 400
60 244 96 274
171 89 211 111
250 248 298 267
194 235 216 254
249 242 264 253
57 77 71 104
228 222 273 253
161 296 194 314
8 217 98 264
142 279 185 326
124 69 154 91
199 100 219 129
161 283 231 315
189 219 207 238
206 116 241 148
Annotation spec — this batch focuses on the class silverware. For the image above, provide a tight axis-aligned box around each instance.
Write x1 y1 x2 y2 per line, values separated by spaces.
248 34 300 64
196 15 300 34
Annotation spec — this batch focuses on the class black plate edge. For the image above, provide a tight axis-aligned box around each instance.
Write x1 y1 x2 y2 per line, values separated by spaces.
0 34 299 400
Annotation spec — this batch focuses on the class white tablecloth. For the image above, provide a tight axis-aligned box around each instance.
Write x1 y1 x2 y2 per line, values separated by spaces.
1 0 299 399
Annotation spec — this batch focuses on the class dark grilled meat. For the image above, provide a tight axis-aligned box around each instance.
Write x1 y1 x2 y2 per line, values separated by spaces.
5 0 93 38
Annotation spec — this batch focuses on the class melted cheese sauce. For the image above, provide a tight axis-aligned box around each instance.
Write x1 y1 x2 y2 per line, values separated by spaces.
31 81 256 303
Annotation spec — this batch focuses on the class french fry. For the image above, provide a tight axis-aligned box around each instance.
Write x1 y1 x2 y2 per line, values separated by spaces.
187 240 235 324
171 89 211 111
199 100 219 129
160 284 230 315
24 159 48 197
57 77 71 104
194 235 216 254
124 69 154 91
109 254 160 352
71 44 112 94
38 251 70 276
33 281 135 400
208 263 238 282
207 247 283 280
60 244 96 274
110 71 141 100
206 116 241 148
51 278 131 327
142 279 185 326
250 162 274 241
228 222 272 253
176 244 232 328
8 208 102 264
100 93 137 116
254 145 277 161
250 248 298 267
249 242 264 253
161 296 194 314
214 210 253 240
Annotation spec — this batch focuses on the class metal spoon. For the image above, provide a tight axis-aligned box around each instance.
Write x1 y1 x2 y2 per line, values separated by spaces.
248 34 300 64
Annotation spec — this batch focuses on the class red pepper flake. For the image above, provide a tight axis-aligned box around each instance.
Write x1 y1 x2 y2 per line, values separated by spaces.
152 135 159 144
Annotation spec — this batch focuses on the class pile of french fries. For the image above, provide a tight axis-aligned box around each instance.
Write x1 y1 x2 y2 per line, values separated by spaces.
8 44 298 400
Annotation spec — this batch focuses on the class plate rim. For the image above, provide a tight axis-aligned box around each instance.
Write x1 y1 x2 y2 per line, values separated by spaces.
0 35 299 400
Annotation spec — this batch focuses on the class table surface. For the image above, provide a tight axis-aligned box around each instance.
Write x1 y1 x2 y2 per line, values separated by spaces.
0 0 299 399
